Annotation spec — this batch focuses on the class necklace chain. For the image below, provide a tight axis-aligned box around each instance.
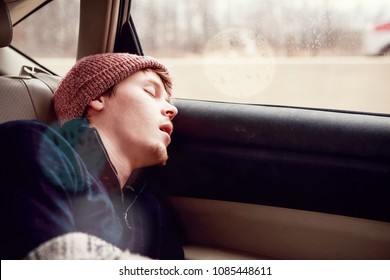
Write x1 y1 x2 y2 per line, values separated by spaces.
123 183 147 229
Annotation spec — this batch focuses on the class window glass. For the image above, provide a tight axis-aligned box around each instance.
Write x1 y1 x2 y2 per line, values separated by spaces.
132 0 390 114
11 0 80 76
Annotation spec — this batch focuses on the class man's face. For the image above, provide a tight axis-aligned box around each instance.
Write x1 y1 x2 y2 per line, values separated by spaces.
97 69 178 168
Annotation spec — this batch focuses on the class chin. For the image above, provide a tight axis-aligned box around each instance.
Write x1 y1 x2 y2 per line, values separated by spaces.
160 156 169 166
151 145 169 166
158 154 169 166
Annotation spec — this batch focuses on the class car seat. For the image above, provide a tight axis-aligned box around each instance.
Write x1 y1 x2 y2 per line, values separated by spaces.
0 0 60 125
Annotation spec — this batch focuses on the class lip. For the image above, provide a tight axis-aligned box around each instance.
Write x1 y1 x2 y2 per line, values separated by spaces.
159 123 173 136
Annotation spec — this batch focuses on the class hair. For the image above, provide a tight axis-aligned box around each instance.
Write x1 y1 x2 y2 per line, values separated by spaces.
102 68 172 98
153 68 172 96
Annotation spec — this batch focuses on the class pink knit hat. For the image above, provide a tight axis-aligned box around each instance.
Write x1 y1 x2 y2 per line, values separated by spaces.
53 53 171 124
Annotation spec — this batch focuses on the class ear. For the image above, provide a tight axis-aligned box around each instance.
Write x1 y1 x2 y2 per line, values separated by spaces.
88 97 105 112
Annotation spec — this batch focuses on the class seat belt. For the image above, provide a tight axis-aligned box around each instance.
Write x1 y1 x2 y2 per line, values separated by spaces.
114 15 143 55
19 65 61 94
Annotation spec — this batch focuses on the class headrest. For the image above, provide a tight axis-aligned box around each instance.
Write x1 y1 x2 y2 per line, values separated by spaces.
0 0 12 48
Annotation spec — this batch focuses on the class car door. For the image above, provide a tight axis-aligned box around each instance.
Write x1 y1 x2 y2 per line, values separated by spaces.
128 0 390 260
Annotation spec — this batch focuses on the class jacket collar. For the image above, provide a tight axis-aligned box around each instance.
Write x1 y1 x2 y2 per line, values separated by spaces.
59 118 148 197
60 118 121 194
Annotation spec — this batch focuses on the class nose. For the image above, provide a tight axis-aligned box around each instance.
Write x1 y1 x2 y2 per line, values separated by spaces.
163 102 178 120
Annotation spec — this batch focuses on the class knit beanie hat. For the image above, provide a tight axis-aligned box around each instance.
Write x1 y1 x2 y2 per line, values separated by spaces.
53 53 171 124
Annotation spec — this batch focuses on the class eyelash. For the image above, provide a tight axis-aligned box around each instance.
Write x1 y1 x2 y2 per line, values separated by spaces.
144 87 171 104
145 88 156 97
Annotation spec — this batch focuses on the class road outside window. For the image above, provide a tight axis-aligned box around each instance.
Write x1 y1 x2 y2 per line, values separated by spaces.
132 0 390 114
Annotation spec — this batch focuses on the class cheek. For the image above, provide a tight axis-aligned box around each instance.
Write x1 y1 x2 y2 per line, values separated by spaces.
110 95 141 119
109 92 162 126
118 105 158 134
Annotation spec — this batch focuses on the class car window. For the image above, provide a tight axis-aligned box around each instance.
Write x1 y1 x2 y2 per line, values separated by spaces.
11 0 80 76
132 0 390 114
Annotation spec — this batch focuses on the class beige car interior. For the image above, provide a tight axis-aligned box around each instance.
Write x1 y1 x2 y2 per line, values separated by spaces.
0 0 59 124
172 197 390 259
1 0 390 260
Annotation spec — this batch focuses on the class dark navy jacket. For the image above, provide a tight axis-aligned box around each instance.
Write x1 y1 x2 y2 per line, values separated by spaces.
0 119 183 260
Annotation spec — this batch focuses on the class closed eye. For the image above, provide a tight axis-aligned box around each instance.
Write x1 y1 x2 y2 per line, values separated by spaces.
144 87 156 97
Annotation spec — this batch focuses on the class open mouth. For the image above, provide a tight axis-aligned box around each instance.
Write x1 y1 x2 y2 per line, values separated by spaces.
160 123 173 136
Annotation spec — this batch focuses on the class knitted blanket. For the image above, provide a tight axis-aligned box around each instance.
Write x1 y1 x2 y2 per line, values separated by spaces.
24 232 149 260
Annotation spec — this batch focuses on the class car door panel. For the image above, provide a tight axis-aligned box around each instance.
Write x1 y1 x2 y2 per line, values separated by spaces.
148 99 390 259
170 197 390 260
